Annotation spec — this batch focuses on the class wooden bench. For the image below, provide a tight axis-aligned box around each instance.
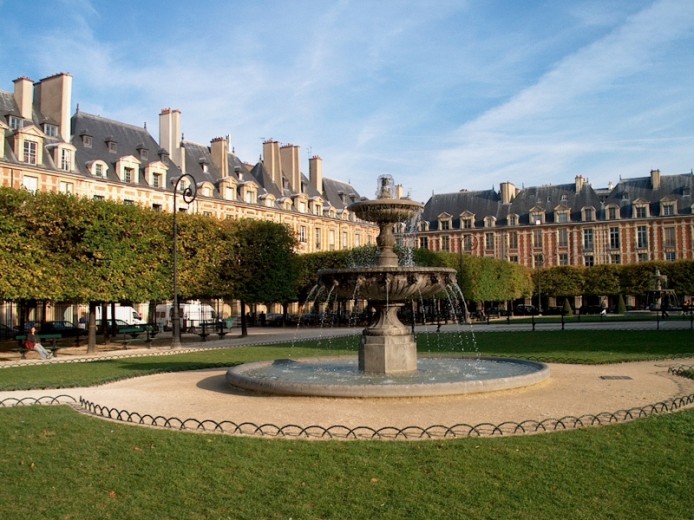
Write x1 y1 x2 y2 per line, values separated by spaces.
197 320 228 341
117 325 157 349
13 334 62 359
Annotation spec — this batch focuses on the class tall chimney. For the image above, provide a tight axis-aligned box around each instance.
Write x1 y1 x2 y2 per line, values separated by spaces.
210 137 229 178
499 182 517 204
35 73 73 140
309 155 323 194
13 77 33 120
159 108 182 166
650 169 661 190
263 139 281 188
575 175 585 192
280 144 301 193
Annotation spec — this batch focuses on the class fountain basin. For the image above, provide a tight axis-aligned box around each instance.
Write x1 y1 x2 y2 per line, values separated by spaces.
226 356 550 398
318 266 457 300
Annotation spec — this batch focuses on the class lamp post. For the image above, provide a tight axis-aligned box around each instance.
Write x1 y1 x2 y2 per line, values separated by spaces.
171 173 197 348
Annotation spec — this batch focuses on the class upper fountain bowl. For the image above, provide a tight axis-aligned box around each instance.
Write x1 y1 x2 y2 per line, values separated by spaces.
349 197 423 225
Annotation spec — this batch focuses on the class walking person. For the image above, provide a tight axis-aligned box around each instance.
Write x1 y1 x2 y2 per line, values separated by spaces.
25 325 53 359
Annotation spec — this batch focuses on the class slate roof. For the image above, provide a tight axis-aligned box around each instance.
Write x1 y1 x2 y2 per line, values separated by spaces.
421 189 502 230
322 178 362 211
508 183 602 224
605 173 694 217
71 111 181 186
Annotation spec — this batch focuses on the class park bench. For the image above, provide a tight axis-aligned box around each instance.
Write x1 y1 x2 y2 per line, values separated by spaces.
196 320 229 341
13 334 62 359
116 325 157 349
197 320 226 341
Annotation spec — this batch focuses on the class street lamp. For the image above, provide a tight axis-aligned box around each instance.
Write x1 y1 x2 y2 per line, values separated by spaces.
171 173 197 348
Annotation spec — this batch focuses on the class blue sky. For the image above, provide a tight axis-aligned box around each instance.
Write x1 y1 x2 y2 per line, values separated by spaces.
2 0 694 201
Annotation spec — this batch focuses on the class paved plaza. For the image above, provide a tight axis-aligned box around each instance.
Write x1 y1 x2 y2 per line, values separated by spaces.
2 323 693 438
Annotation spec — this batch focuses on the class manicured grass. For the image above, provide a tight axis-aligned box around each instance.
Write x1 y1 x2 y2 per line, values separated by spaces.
419 329 694 363
1 330 693 518
0 405 692 519
1 330 692 391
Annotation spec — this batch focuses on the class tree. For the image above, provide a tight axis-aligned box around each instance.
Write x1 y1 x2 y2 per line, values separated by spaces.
223 219 298 336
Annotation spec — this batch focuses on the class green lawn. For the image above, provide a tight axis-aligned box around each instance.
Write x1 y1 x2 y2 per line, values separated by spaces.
0 406 692 519
0 330 692 519
1 330 692 391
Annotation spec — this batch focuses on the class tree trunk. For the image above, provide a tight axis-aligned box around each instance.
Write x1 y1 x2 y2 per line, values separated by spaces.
240 300 248 337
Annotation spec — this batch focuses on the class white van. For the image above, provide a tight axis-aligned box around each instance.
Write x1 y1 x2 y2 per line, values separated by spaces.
155 301 216 331
64 304 145 327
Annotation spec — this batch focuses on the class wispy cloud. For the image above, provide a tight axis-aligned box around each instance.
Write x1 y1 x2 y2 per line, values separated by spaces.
2 0 693 200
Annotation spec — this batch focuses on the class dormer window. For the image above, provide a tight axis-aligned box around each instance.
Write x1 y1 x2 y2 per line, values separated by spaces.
89 160 108 178
661 202 676 216
137 146 149 161
507 214 518 226
23 139 38 164
105 137 117 153
59 148 71 171
556 210 569 223
531 211 545 225
124 167 134 183
80 131 93 148
199 158 209 173
8 115 23 130
582 207 595 222
607 206 619 220
634 205 648 219
484 216 496 228
43 124 58 137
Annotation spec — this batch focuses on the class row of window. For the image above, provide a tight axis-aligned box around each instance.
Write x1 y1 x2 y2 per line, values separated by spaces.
420 225 678 254
429 202 682 231
298 225 364 250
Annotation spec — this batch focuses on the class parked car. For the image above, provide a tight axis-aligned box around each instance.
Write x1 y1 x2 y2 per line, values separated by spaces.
39 320 85 337
96 319 149 334
514 304 539 316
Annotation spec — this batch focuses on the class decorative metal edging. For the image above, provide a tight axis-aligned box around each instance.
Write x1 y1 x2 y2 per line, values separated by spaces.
70 393 694 441
669 364 694 376
0 394 77 406
1 392 692 440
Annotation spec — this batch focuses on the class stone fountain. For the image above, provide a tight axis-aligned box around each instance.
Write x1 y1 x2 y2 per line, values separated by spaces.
318 174 457 374
226 175 549 398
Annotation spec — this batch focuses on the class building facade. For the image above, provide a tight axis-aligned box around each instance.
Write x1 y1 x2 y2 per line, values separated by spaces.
0 72 378 324
414 172 694 268
0 73 377 255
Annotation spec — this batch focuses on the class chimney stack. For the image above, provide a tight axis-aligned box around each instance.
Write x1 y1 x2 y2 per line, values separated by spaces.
499 182 517 204
262 139 281 188
309 155 323 194
280 144 301 193
13 77 33 121
575 175 585 193
35 73 73 141
210 136 229 178
650 169 661 190
159 108 182 166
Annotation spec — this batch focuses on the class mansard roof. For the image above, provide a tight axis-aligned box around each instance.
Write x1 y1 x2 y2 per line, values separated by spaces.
249 162 282 199
71 111 181 184
421 189 501 230
606 172 694 216
322 178 362 210
508 183 601 224
0 91 20 117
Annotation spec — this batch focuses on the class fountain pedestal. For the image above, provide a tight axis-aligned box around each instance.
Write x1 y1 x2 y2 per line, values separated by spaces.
359 303 416 373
